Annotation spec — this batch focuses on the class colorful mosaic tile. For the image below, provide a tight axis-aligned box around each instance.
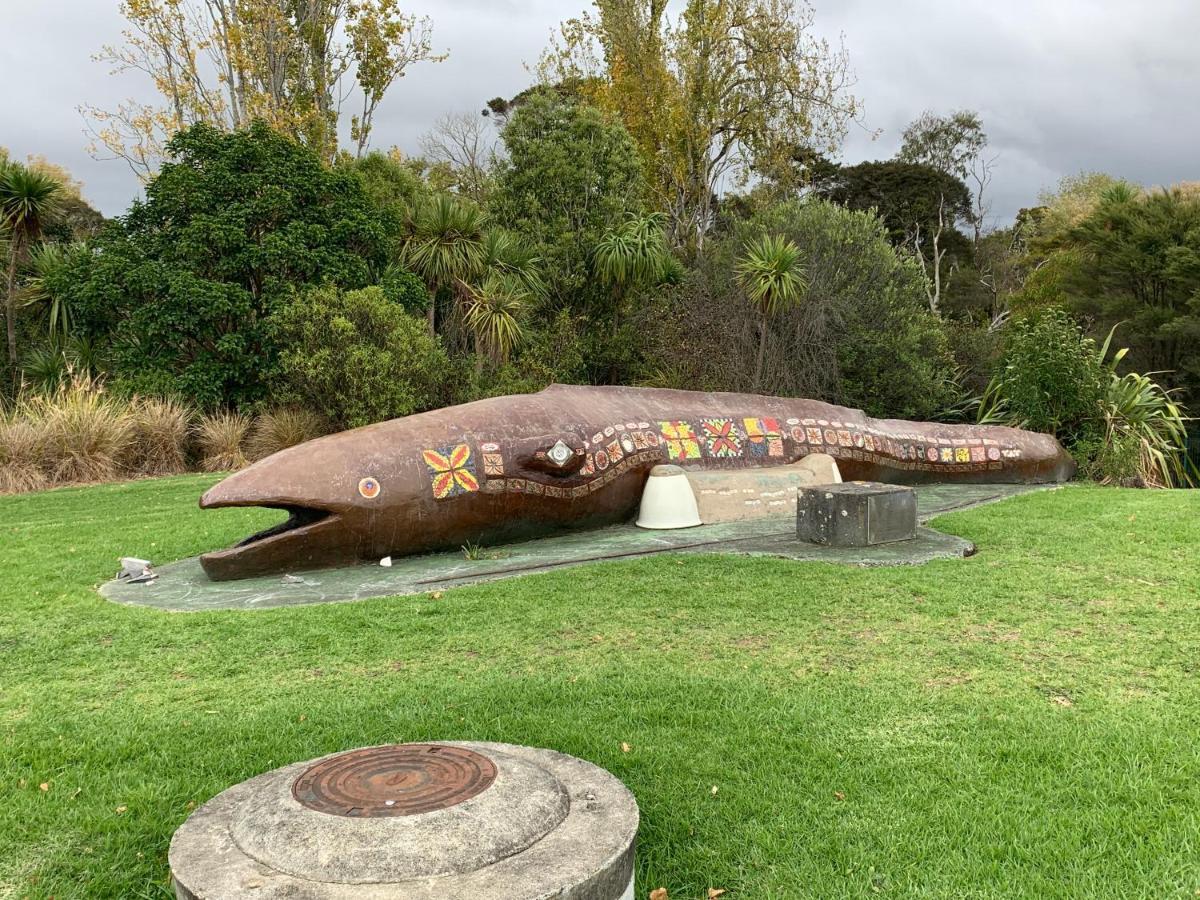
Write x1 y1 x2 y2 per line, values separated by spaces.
940 448 955 463
791 426 807 443
700 418 744 458
744 418 783 457
807 427 824 445
607 439 625 465
595 449 610 470
422 444 479 499
970 446 987 463
482 453 504 476
955 447 971 463
660 421 701 460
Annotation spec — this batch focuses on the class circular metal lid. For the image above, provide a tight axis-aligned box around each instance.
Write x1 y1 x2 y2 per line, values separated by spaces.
229 743 571 883
292 744 497 818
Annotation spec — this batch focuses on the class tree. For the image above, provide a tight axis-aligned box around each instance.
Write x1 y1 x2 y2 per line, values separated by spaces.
84 0 445 175
898 109 987 181
272 285 452 429
1 164 61 383
64 122 393 407
820 160 973 316
541 0 860 248
640 199 956 419
465 275 527 371
594 213 672 333
820 160 972 246
400 193 488 336
1065 185 1200 402
492 91 645 307
418 112 497 204
736 233 805 389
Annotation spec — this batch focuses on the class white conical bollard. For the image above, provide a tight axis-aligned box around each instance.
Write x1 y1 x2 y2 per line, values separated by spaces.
636 464 702 530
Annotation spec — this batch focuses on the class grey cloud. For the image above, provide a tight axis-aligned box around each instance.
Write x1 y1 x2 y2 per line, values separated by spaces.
2 0 1196 224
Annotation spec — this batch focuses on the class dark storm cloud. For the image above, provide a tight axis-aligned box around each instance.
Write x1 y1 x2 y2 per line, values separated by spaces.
3 0 1197 223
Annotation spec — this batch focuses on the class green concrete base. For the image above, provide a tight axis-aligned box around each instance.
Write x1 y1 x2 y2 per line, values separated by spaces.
100 484 1047 613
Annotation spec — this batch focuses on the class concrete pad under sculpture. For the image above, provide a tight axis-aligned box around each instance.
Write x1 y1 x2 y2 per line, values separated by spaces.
198 385 1075 581
169 742 638 899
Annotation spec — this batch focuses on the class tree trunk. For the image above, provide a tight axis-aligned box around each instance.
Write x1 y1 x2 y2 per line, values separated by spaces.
754 316 767 391
5 236 20 385
427 283 437 337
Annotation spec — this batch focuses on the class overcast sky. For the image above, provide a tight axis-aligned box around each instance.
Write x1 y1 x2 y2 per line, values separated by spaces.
2 0 1198 225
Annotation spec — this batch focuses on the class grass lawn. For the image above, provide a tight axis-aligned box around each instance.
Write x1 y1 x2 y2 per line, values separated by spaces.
1 476 1198 898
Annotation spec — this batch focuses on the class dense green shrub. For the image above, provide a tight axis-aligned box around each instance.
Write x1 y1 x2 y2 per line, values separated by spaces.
63 122 396 409
271 286 452 430
987 307 1104 439
378 264 432 317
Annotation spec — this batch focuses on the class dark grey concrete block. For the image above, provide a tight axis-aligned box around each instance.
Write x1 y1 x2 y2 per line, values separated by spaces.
797 481 917 547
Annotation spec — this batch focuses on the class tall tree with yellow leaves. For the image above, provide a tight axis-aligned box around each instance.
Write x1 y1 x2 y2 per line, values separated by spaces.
83 0 445 176
541 0 861 249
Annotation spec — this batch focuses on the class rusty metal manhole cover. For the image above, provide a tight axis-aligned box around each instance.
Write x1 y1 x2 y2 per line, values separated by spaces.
292 744 497 818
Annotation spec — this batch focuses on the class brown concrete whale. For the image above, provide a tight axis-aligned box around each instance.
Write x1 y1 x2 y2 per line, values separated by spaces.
199 384 1074 580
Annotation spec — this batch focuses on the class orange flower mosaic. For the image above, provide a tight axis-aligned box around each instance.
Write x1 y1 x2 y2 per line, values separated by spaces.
423 443 480 499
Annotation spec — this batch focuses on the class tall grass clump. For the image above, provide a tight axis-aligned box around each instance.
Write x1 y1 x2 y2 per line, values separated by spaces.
0 412 49 494
127 396 194 475
196 411 251 472
21 377 134 484
246 408 327 462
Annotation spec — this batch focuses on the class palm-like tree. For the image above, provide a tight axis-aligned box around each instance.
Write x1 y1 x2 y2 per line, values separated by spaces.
481 228 546 303
593 213 672 333
22 243 78 340
736 234 806 391
465 274 527 372
1 164 62 380
401 194 487 336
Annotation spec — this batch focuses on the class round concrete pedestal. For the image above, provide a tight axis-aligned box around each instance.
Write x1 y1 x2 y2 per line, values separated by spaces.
169 742 637 899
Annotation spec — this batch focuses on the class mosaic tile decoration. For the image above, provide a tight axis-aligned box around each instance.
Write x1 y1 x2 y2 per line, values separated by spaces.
423 443 480 499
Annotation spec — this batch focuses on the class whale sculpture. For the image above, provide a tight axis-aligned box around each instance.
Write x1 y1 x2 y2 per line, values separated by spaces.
199 384 1074 580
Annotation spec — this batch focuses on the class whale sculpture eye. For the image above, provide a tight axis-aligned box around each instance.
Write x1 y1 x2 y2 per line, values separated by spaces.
547 440 573 467
358 477 381 500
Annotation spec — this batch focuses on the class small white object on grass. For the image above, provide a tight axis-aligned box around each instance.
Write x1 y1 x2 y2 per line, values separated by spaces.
118 557 157 584
380 556 393 568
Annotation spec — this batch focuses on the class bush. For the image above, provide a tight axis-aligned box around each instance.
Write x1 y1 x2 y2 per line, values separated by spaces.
271 285 453 430
378 264 432 317
127 396 193 475
195 411 251 472
0 414 49 494
247 408 328 461
987 307 1104 439
21 378 134 484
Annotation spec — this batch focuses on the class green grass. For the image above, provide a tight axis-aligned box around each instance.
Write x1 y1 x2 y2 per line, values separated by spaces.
1 476 1199 899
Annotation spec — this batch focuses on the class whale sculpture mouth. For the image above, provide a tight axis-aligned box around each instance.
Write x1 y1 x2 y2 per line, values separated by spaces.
234 505 336 549
200 487 349 579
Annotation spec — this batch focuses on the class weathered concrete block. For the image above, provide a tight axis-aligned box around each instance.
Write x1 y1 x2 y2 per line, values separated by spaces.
797 481 917 547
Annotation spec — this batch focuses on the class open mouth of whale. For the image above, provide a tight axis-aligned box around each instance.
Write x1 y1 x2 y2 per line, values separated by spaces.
233 505 336 549
199 494 346 572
